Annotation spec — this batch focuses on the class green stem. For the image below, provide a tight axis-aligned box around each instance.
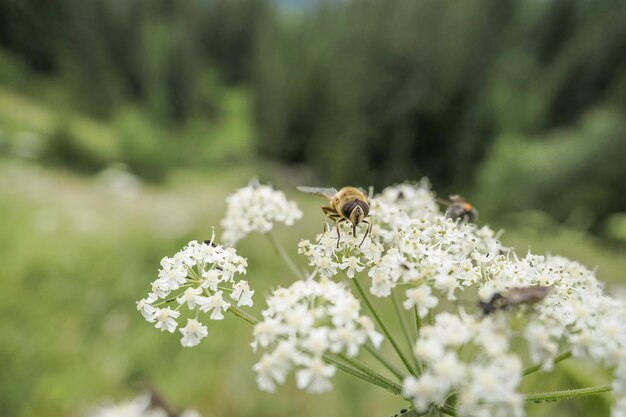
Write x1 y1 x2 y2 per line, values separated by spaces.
525 385 612 403
414 305 422 334
321 354 401 395
266 231 306 280
352 276 416 375
363 344 404 381
335 353 403 394
523 351 572 376
227 305 259 325
412 306 424 373
392 289 420 374
401 404 457 417
440 404 457 416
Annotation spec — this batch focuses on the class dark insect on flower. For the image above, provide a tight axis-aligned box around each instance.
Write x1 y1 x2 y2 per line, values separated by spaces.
203 239 222 270
400 409 408 414
479 286 552 315
438 195 478 223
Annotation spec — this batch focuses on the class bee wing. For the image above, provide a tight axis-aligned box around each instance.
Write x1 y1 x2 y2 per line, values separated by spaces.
449 194 467 203
296 186 338 200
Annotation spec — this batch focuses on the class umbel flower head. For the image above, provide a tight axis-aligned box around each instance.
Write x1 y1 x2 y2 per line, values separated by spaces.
221 179 303 247
136 232 253 347
139 178 626 417
251 278 383 393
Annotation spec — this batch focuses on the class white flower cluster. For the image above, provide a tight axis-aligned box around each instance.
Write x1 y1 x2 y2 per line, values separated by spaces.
404 312 524 417
136 236 253 347
88 392 201 417
298 226 384 281
369 179 439 243
480 253 626 415
296 181 626 416
140 178 626 416
221 180 303 246
251 279 383 393
402 250 626 417
299 181 500 303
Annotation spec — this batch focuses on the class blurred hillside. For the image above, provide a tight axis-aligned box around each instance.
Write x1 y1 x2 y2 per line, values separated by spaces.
0 0 624 230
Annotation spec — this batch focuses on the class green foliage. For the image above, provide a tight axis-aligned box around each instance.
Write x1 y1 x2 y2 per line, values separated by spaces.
253 0 626 228
114 108 172 182
0 0 267 119
43 120 106 173
475 108 626 228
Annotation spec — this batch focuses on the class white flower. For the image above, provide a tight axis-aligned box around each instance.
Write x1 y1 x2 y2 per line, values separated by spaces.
403 285 438 318
231 280 255 307
402 373 448 412
329 324 363 357
317 256 339 279
153 307 180 333
302 327 331 356
136 297 157 321
339 256 365 278
201 269 220 291
88 393 168 417
199 290 231 320
176 287 204 309
253 353 288 393
430 352 466 388
295 357 336 393
180 319 208 347
158 263 187 291
150 279 171 299
357 316 384 348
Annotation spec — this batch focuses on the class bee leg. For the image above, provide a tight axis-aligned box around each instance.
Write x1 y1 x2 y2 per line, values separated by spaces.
358 220 372 247
336 222 342 248
316 221 329 244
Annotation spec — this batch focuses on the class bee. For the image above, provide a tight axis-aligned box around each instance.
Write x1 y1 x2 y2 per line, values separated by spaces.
438 194 478 222
297 186 372 247
479 286 552 315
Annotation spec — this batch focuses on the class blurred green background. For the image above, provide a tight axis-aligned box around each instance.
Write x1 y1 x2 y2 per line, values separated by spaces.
0 0 625 416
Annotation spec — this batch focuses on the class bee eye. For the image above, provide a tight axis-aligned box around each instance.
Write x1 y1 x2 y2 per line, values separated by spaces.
341 200 357 218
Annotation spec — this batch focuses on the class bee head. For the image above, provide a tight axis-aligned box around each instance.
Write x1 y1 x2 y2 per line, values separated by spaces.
347 201 369 234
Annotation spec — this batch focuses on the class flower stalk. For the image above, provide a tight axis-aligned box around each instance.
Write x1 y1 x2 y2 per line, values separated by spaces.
523 351 572 376
363 344 404 381
352 276 416 375
266 231 307 279
525 385 612 403
392 289 420 374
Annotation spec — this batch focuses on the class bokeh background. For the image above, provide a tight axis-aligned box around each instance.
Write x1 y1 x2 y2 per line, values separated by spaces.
0 0 625 416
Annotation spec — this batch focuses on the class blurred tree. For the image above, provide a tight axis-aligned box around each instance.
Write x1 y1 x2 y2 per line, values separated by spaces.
0 0 624 227
253 0 626 228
